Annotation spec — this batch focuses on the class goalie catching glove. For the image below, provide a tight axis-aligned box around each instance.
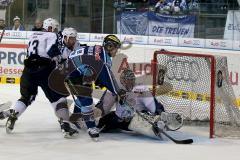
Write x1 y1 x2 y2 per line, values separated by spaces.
156 112 183 131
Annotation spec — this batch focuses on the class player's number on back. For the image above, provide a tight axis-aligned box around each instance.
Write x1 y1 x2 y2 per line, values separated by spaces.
28 40 39 55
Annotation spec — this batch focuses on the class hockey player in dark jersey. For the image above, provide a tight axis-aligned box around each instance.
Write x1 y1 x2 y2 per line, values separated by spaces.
1 18 78 138
64 35 121 140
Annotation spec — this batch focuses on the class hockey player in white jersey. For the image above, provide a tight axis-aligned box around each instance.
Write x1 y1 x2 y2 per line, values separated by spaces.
1 18 78 138
96 68 183 139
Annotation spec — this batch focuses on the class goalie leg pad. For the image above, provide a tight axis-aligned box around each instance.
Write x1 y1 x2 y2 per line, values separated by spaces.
128 113 163 139
95 90 117 116
97 111 131 132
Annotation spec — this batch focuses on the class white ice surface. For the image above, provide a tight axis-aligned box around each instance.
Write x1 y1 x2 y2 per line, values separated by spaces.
0 84 240 160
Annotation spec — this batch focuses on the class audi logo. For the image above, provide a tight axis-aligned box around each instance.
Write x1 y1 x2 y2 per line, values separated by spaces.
220 42 226 47
164 39 172 44
166 59 200 82
193 40 200 45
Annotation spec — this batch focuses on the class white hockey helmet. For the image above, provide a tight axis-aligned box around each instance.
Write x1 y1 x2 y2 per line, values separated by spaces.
62 27 77 42
43 18 59 32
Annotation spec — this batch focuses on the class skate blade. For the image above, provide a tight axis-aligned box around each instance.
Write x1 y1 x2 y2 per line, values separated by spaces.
5 121 13 134
6 128 13 134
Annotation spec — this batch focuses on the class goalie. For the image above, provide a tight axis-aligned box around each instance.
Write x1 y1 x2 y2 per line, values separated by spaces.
96 69 183 139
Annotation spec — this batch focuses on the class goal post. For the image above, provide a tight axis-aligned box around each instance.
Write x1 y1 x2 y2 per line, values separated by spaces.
152 50 240 138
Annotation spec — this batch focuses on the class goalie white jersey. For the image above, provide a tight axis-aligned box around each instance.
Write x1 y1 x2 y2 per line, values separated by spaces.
113 84 158 119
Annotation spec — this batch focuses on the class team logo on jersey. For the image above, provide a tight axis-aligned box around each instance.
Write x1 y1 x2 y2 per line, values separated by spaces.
69 48 84 59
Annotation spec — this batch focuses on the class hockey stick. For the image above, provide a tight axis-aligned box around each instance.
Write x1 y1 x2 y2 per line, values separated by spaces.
64 81 78 104
136 110 193 144
0 27 5 43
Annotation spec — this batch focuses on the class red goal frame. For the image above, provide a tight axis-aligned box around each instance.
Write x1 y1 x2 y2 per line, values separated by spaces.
152 50 216 138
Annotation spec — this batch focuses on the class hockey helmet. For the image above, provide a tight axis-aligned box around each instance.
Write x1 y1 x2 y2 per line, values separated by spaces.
103 34 121 49
43 18 59 32
62 27 77 39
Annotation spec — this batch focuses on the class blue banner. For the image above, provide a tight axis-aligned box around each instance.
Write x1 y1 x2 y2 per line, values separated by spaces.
117 12 196 38
117 12 149 35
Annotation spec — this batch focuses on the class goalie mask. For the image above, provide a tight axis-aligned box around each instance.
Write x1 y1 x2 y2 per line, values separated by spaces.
103 34 121 57
120 69 136 91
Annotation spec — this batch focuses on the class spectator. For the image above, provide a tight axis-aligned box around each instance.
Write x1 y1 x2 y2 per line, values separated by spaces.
155 0 166 12
0 18 6 30
155 0 171 14
10 16 25 31
32 18 43 31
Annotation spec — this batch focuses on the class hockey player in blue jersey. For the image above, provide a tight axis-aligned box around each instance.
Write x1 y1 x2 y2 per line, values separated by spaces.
65 34 121 140
0 18 79 138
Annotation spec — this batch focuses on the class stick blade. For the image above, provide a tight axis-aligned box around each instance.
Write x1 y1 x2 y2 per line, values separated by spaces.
174 138 193 144
162 131 193 144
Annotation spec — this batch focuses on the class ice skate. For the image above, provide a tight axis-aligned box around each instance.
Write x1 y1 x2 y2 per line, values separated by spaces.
5 109 18 134
59 119 79 138
88 127 100 142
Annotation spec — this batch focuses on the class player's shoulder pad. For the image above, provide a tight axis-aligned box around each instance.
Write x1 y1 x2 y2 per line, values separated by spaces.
44 31 57 40
29 31 44 39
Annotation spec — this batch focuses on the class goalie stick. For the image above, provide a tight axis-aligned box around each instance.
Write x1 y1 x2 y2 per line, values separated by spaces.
135 110 193 144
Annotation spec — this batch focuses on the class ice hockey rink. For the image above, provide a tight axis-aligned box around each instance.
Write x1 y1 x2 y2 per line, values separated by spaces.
0 84 240 160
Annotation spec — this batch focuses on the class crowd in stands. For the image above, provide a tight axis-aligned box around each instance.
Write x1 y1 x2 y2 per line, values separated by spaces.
0 16 43 31
0 0 237 31
154 0 199 14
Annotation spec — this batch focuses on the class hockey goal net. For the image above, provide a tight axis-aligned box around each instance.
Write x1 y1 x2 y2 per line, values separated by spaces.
152 50 240 138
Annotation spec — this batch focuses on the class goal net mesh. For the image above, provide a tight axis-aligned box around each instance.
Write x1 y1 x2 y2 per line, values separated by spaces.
152 50 240 138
